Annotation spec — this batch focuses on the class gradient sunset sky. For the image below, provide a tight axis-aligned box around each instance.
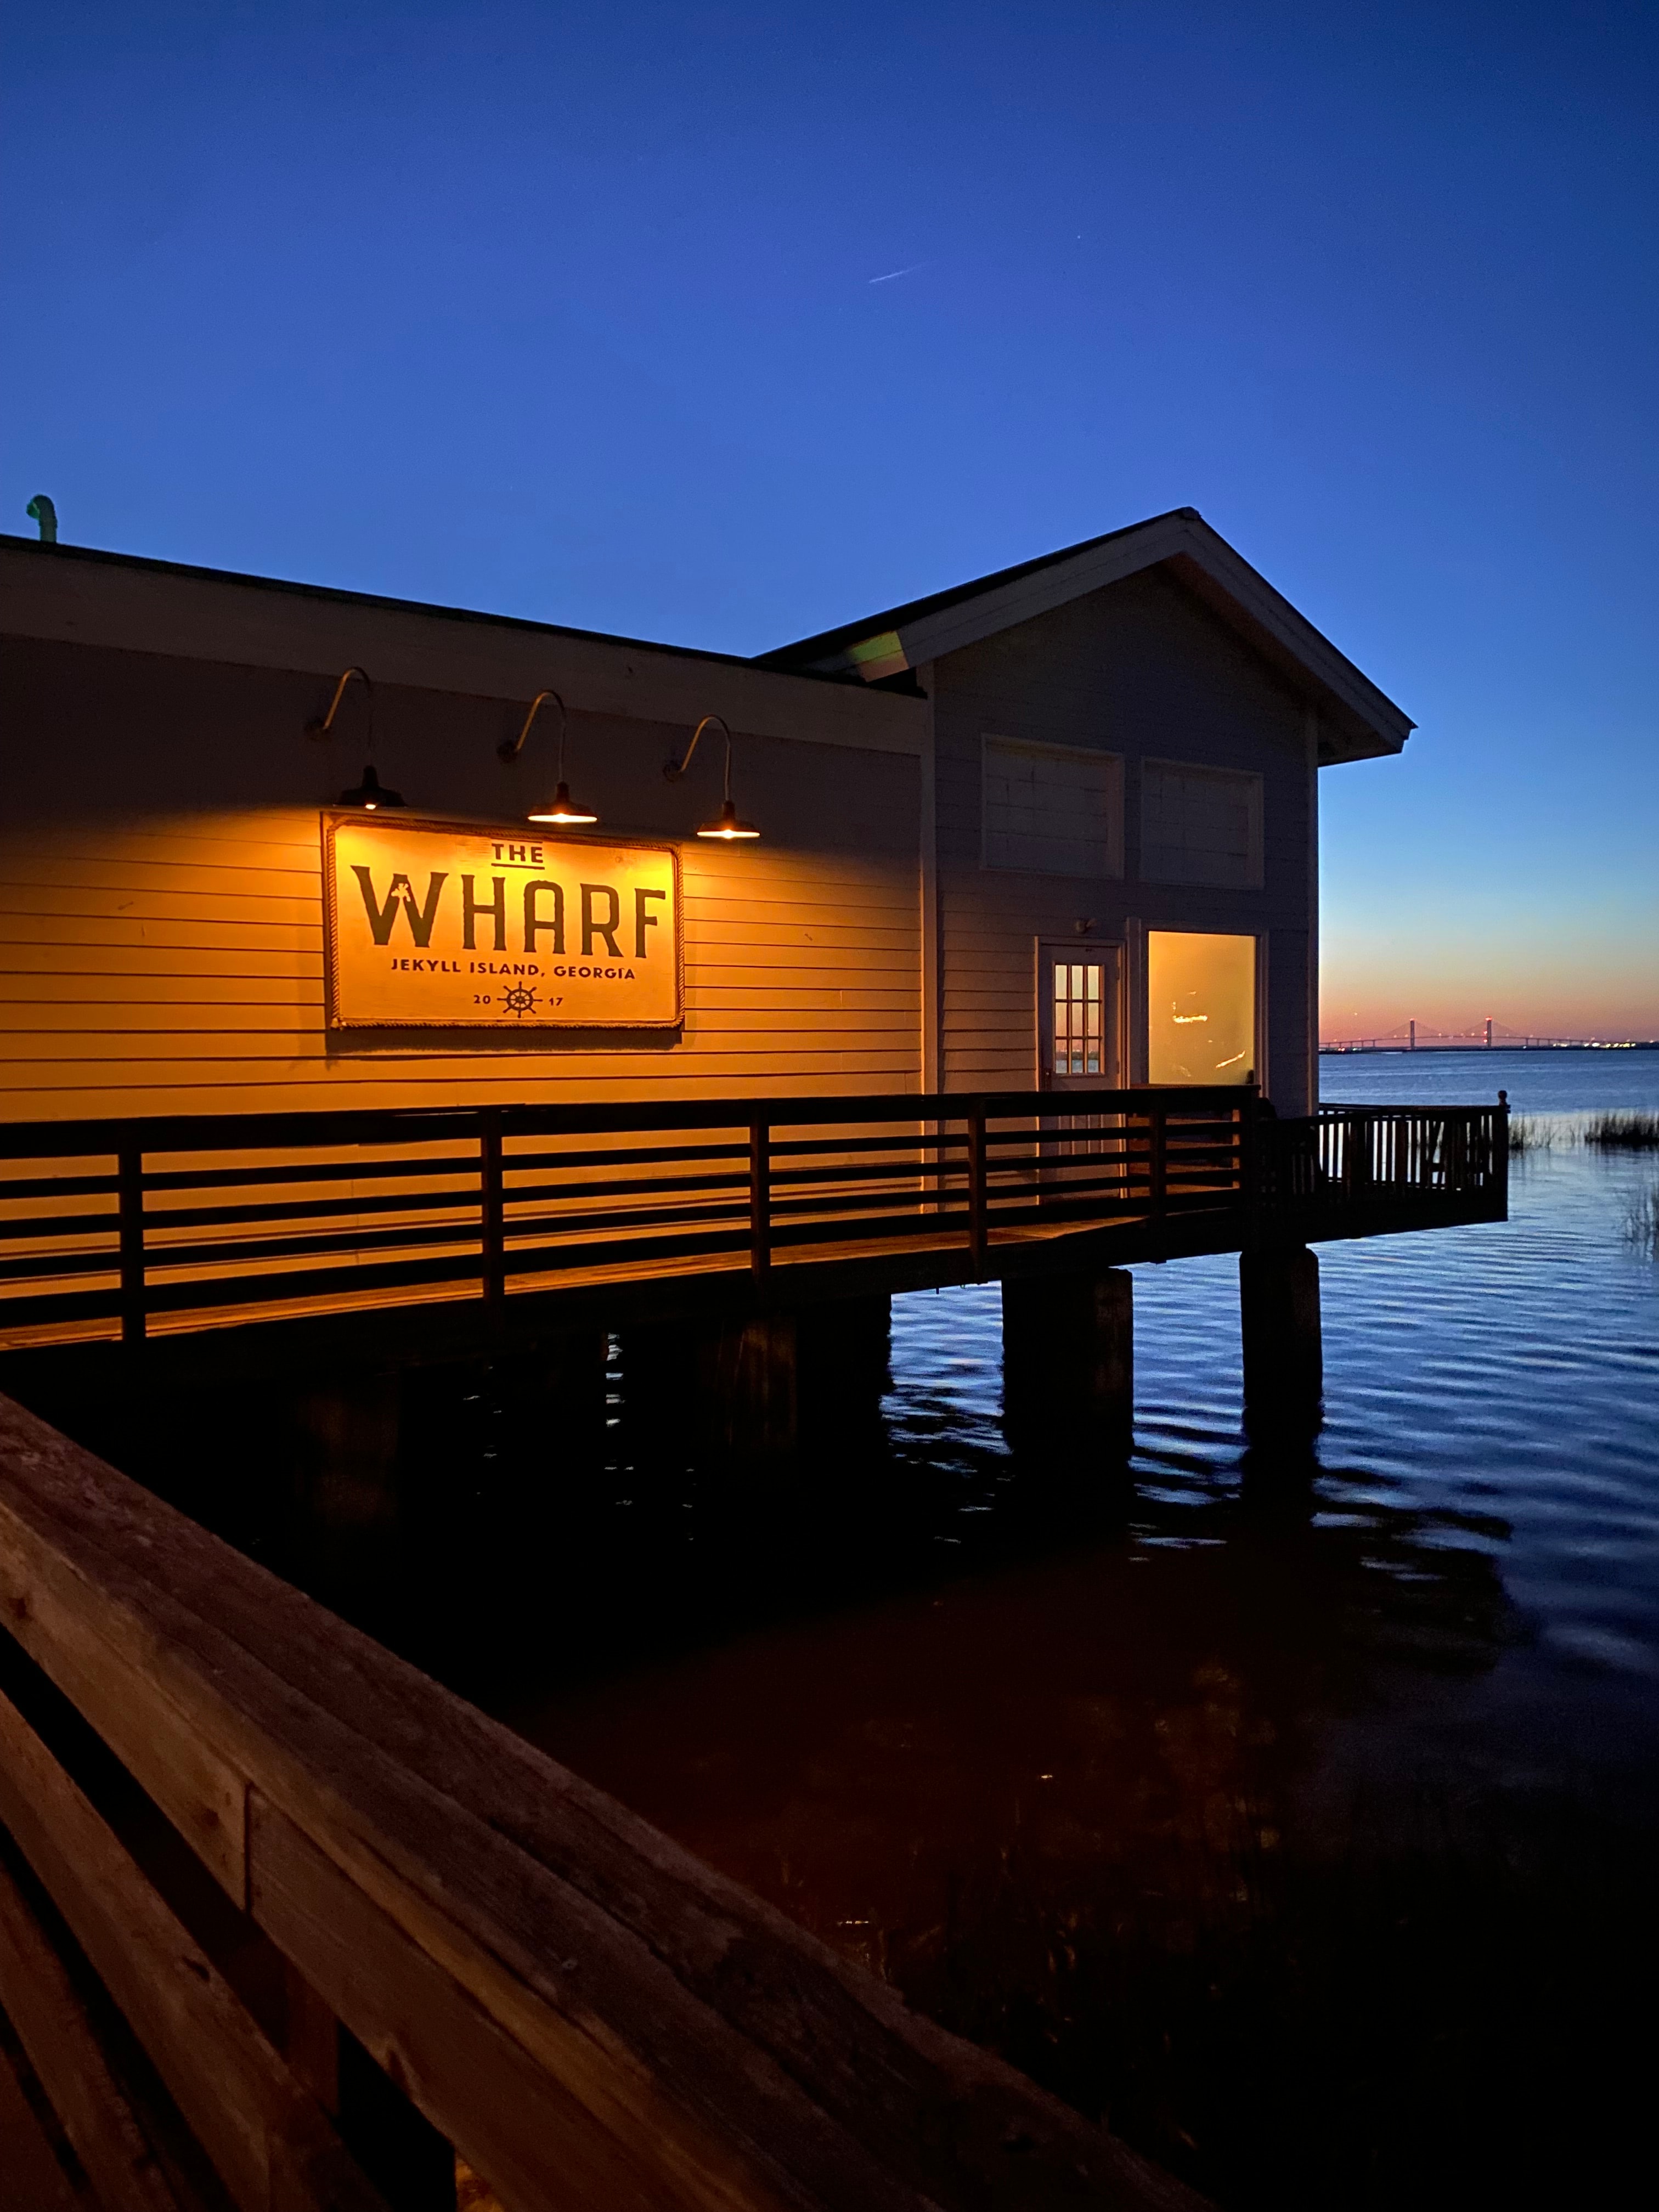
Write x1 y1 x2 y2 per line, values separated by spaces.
5 3 1655 1039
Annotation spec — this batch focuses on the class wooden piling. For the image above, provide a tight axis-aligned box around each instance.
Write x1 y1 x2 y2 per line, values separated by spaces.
702 1314 800 1461
1001 1269 1135 1467
288 1373 405 1588
1239 1244 1323 1440
628 1297 890 1465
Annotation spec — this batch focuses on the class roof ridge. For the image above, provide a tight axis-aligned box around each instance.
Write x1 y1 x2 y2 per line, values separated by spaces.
752 507 1203 668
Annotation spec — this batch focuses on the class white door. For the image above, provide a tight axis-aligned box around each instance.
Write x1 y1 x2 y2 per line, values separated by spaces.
1039 948 1124 1197
1043 947 1121 1091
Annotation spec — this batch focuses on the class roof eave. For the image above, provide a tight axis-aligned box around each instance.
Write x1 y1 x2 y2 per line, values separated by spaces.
0 533 841 683
763 510 1414 765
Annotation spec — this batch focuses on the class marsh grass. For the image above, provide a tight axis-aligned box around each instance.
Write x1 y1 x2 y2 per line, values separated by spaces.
1585 1110 1659 1150
1505 1115 1554 1153
1624 1183 1659 1257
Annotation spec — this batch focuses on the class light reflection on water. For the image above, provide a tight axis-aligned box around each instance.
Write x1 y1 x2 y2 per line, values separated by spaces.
485 1052 1659 2207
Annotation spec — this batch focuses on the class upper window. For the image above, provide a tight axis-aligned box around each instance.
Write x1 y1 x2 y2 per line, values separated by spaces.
1140 760 1263 889
981 737 1123 878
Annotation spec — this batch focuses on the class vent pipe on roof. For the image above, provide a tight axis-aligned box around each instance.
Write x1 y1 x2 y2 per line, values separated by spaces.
26 495 58 544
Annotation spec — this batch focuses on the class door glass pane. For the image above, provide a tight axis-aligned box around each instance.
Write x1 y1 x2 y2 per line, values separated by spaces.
1053 962 1105 1075
1147 932 1255 1085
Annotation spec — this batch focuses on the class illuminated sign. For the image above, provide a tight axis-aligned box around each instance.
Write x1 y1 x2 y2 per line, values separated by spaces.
323 814 681 1030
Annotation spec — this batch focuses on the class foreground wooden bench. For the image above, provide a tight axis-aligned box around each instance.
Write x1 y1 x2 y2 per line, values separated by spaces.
0 1393 1207 2211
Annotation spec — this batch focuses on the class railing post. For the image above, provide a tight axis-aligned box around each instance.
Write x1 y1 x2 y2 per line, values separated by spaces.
1351 1109 1374 1197
750 1116 770 1278
117 1142 145 1346
968 1103 988 1274
480 1109 505 1306
1239 1093 1264 1231
1149 1100 1167 1221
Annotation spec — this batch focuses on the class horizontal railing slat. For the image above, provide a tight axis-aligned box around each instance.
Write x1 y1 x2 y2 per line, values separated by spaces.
0 1092 1502 1344
0 1087 1253 1156
140 1151 484 1195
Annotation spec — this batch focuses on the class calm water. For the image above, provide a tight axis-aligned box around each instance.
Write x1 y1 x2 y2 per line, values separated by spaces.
485 1051 1659 2208
71 1050 1659 2209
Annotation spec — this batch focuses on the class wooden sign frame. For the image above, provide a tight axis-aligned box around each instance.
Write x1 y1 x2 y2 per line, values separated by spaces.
321 812 683 1032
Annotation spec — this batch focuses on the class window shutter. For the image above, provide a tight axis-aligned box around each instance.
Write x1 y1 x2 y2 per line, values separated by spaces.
1140 761 1263 889
981 737 1123 878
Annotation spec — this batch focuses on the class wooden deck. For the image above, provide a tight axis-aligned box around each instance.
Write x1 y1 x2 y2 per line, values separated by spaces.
0 1091 1506 1373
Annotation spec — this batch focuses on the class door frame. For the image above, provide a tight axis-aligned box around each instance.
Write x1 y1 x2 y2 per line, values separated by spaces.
1034 938 1126 1092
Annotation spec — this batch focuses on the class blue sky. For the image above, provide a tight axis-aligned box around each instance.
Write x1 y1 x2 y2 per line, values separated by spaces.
5 2 1656 1034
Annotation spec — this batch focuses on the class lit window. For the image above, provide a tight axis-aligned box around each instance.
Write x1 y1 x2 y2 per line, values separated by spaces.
1148 932 1255 1085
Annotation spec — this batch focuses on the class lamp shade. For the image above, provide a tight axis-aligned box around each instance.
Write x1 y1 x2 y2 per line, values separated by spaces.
528 781 599 826
503 689 599 827
339 763 405 810
696 798 760 840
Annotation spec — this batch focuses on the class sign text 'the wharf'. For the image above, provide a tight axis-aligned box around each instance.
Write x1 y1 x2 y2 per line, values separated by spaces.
323 815 682 1030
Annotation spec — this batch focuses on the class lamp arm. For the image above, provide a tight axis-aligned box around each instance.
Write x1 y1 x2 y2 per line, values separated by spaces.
307 667 373 741
664 713 731 783
499 688 568 772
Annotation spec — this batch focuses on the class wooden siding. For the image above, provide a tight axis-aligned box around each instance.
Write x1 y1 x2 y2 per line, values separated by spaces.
0 637 923 1119
930 566 1317 1114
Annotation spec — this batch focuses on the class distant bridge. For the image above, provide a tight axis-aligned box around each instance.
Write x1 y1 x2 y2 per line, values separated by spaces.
1321 1020 1657 1054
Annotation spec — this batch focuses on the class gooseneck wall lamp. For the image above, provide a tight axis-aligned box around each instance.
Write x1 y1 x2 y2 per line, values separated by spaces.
664 715 760 840
306 667 405 809
498 690 598 826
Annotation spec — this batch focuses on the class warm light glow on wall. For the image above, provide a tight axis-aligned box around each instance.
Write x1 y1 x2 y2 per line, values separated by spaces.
1148 930 1256 1085
0 802 923 1119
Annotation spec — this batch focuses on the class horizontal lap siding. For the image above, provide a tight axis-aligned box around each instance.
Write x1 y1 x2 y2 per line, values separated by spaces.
941 877 1078 1087
0 806 923 1117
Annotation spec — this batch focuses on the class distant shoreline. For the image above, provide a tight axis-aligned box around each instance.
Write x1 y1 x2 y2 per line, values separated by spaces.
1319 1041 1659 1056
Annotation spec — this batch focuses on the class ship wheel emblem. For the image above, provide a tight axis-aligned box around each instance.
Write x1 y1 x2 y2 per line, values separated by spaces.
501 983 539 1019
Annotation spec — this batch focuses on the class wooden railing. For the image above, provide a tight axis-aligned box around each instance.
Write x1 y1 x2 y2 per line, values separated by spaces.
0 1094 1505 1350
1262 1103 1508 1210
0 1393 1209 2212
0 1091 1252 1347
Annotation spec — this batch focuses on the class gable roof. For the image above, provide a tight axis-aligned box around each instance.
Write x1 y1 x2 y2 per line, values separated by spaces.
755 506 1413 764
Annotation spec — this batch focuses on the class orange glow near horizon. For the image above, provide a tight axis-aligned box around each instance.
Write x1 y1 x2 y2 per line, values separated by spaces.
1320 958 1659 1044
